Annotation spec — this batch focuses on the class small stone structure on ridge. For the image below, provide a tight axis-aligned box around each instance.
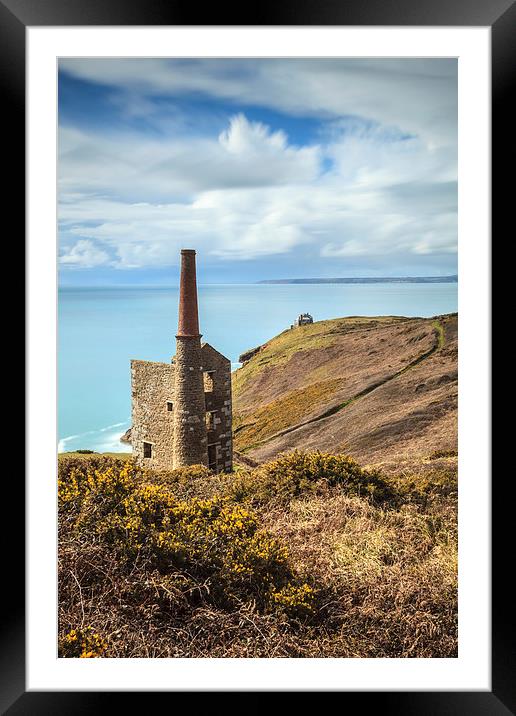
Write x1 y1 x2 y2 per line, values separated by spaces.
128 249 232 473
293 313 314 328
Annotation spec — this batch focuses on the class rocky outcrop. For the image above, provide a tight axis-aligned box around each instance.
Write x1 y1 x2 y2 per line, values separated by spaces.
120 428 132 445
238 343 266 364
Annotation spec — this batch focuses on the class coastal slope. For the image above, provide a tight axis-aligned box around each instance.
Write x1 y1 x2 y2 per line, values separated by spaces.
233 313 457 468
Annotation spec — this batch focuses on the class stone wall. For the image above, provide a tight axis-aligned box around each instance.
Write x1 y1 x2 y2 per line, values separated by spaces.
131 360 175 469
202 343 233 473
130 344 232 474
173 336 209 469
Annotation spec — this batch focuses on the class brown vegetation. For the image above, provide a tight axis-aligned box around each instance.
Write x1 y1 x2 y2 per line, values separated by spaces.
233 314 457 469
58 451 457 658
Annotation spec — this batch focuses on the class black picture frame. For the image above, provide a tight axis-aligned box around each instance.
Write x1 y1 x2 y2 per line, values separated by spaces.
5 0 505 710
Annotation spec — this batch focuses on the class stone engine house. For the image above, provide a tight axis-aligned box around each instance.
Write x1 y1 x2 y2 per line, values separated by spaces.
294 313 314 327
130 249 232 473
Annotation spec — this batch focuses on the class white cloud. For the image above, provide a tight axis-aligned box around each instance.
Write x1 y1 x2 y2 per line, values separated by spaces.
59 239 110 268
59 147 456 268
58 112 328 265
59 58 457 150
219 114 287 153
59 113 320 202
58 59 458 273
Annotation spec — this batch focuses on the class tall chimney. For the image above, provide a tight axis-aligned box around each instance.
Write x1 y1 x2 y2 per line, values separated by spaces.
177 249 200 337
172 249 208 468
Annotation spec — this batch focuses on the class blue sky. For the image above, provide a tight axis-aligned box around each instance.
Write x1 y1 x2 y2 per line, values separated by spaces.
58 59 457 285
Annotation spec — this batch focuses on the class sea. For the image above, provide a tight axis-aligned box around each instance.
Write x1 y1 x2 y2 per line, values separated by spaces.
58 282 457 453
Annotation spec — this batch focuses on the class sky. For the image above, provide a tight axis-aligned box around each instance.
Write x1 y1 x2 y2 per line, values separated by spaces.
58 58 458 286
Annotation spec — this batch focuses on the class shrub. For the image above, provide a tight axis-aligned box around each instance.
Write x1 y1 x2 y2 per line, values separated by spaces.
58 459 137 511
59 627 107 658
270 583 316 618
58 454 132 496
264 492 458 657
145 464 212 491
389 470 458 509
57 453 457 657
429 449 457 460
227 450 397 505
59 458 311 612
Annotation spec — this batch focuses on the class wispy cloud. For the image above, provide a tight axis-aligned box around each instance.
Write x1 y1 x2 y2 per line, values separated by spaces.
58 59 457 280
59 238 111 268
59 58 457 149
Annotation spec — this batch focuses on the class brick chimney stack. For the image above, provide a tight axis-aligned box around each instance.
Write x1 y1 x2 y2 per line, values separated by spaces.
177 249 200 337
173 249 208 468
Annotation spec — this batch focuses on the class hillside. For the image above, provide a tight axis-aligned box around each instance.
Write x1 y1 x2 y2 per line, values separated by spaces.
233 314 457 469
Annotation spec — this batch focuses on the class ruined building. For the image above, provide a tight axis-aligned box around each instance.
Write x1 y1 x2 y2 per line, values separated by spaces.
129 249 232 473
293 313 314 327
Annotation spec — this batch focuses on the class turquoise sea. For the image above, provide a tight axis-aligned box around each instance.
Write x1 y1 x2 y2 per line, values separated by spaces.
58 282 457 452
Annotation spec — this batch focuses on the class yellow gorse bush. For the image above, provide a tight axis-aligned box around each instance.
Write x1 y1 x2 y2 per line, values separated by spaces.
59 458 309 612
270 583 316 617
59 627 107 658
58 460 136 507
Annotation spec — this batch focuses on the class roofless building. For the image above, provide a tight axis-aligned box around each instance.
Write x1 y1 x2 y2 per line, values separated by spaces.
130 249 232 473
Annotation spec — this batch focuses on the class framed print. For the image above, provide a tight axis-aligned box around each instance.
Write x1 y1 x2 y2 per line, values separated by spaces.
4 0 508 709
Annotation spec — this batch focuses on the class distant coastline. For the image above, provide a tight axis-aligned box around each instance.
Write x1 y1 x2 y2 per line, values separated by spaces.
258 276 458 285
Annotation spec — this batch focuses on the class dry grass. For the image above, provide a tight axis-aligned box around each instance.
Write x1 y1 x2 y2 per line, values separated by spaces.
232 316 410 399
232 314 457 467
262 492 457 657
234 378 346 451
58 451 457 658
60 451 132 460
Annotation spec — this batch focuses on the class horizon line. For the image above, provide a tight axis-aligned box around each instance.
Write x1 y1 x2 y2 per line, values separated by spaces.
59 274 458 289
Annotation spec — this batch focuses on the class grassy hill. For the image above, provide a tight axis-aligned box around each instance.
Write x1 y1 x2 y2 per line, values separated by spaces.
233 314 457 470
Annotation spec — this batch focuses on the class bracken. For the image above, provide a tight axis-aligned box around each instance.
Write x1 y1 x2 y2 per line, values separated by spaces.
58 451 457 658
58 458 310 622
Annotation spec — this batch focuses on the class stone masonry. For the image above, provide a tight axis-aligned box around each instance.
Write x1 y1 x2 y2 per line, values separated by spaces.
202 344 233 473
130 360 175 468
172 335 208 468
130 249 232 473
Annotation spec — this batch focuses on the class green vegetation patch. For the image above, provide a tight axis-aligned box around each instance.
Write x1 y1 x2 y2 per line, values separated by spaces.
225 450 398 506
234 378 346 451
61 451 132 460
432 320 445 350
